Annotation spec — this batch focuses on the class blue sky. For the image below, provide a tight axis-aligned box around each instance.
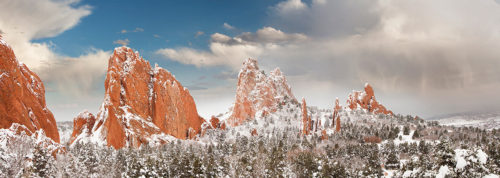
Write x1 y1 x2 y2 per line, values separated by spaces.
2 0 500 121
34 0 277 83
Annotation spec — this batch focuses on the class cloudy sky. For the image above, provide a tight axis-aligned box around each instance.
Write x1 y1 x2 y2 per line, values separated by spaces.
1 0 500 121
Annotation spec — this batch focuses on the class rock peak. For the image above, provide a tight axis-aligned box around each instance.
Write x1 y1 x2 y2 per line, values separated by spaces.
346 84 393 115
241 58 259 70
270 67 282 76
71 47 204 149
228 58 297 127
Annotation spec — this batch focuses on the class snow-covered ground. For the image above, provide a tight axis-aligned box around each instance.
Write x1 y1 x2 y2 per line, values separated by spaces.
430 111 500 130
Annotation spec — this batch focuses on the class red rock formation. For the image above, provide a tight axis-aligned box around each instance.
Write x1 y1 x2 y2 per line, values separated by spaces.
220 122 227 130
71 47 204 149
210 116 221 129
364 136 382 143
346 83 394 115
333 98 342 132
251 128 258 136
0 36 60 143
69 111 95 144
321 130 328 140
227 59 297 127
336 116 341 132
301 98 311 135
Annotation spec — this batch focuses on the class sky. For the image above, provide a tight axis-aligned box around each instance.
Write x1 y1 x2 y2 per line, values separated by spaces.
1 0 500 121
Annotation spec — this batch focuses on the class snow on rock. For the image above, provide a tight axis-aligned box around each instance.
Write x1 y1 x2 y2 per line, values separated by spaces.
346 83 394 115
69 111 96 144
70 47 205 149
226 59 297 127
0 35 60 143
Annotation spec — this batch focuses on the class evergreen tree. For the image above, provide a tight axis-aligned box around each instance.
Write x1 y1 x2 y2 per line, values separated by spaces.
31 145 54 177
435 140 456 168
363 144 382 177
412 129 420 139
403 125 410 135
385 151 400 169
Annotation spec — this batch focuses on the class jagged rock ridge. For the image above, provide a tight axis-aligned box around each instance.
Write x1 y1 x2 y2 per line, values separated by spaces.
70 47 204 149
227 58 297 127
346 83 394 115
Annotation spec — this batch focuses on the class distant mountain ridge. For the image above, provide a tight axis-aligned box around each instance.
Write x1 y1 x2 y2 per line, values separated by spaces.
429 111 500 130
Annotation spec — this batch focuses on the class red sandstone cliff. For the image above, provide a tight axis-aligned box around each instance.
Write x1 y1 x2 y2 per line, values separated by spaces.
0 36 60 143
70 47 204 149
227 58 297 127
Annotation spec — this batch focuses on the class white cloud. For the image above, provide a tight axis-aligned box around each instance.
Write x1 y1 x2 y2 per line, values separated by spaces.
113 39 130 46
223 22 235 30
157 0 500 117
156 41 263 68
0 0 91 71
0 0 112 97
38 49 111 96
238 27 307 44
156 27 306 69
120 27 144 34
275 0 307 14
133 27 144 32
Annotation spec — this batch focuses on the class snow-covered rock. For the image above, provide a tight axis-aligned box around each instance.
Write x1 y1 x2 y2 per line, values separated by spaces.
0 35 60 143
70 47 204 149
346 83 393 115
226 58 297 127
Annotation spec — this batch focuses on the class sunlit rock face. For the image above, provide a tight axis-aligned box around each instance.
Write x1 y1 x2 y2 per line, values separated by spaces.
0 36 60 143
69 111 95 144
70 47 204 149
227 58 297 127
346 83 394 115
333 98 342 132
302 98 312 135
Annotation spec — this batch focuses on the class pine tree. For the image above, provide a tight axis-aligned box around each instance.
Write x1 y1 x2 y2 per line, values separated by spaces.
31 145 54 177
385 151 400 169
403 125 410 135
435 139 456 168
412 129 420 139
363 144 382 177
419 140 429 154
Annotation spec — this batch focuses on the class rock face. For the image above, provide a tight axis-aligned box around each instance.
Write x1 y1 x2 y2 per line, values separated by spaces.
69 111 95 144
333 98 342 132
251 128 258 136
0 36 60 143
71 47 204 149
346 83 393 115
227 58 297 127
321 130 328 140
301 98 312 135
209 116 223 129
